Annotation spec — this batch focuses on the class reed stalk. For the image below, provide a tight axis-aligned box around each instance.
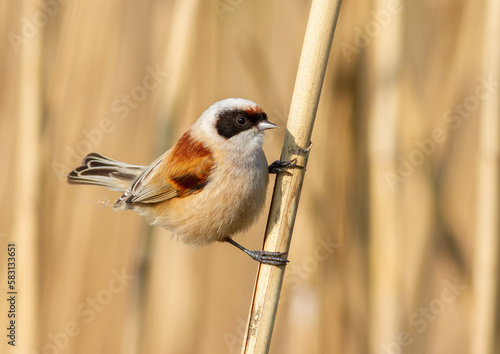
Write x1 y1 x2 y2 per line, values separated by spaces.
11 0 42 352
366 0 402 351
471 0 500 353
241 0 342 352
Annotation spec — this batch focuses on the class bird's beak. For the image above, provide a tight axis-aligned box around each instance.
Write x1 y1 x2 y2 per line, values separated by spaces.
257 120 279 131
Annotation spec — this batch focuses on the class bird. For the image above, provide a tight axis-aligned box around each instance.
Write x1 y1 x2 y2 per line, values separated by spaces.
67 98 297 265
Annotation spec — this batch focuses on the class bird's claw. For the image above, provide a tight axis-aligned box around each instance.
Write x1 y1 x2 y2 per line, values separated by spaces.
268 158 303 175
268 142 312 175
247 250 289 266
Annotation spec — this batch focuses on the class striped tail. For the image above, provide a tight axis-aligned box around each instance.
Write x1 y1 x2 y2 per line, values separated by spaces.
67 153 146 192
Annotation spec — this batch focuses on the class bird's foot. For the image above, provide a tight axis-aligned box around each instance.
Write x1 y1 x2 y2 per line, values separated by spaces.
268 159 303 175
225 238 289 266
246 249 289 266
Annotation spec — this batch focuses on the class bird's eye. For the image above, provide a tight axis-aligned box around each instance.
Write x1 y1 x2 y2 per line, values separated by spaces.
236 116 247 125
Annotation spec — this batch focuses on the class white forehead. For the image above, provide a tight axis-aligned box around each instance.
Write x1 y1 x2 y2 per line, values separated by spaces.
212 98 259 110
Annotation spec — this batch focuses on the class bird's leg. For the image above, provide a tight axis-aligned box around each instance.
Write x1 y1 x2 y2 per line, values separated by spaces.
224 238 289 266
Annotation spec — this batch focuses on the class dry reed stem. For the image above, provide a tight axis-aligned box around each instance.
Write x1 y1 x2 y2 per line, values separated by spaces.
366 0 402 352
157 0 201 136
139 1 202 353
471 0 500 353
11 0 42 352
241 0 342 352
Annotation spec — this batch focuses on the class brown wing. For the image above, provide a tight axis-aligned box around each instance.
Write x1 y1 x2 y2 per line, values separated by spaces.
114 132 214 207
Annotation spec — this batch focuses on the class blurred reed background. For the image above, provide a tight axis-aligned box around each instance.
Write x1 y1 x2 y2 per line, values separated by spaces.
1 0 499 353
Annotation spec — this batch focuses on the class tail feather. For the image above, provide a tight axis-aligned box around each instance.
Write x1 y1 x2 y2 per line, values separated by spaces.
67 153 146 192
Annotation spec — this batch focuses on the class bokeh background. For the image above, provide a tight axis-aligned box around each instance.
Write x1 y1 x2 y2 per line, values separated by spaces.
1 0 499 353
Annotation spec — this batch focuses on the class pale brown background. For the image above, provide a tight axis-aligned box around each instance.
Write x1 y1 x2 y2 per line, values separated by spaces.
1 0 499 353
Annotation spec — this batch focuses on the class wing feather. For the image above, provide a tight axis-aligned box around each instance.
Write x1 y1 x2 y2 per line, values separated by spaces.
114 132 214 208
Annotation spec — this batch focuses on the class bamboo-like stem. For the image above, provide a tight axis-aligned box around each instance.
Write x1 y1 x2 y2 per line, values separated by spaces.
367 0 402 352
136 1 201 353
157 0 201 135
241 0 342 352
471 0 500 353
11 0 42 352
